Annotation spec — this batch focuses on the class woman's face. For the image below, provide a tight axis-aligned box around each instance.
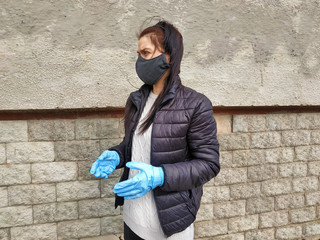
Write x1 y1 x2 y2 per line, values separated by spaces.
137 35 170 63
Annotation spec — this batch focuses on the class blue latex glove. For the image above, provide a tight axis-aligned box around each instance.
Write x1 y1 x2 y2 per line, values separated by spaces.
113 162 164 199
90 150 120 179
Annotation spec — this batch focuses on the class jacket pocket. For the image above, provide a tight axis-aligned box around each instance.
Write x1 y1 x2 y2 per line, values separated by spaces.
179 190 196 218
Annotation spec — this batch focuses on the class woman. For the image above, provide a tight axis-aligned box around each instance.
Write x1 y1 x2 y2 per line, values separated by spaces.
90 20 220 240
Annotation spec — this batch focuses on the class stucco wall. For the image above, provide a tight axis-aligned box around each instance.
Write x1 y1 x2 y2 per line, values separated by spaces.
0 0 320 110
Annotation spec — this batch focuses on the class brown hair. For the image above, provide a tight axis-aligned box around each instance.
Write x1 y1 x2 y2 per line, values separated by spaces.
138 26 165 53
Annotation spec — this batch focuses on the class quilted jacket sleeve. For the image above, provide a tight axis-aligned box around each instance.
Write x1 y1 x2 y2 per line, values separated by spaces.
160 96 220 192
109 138 126 169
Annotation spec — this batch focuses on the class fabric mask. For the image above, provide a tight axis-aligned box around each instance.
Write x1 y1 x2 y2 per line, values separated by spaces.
135 53 170 85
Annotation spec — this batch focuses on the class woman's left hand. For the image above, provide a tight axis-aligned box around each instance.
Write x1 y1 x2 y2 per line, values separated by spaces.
113 162 164 199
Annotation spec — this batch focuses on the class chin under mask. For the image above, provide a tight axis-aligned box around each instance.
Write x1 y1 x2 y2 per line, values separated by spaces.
135 53 170 86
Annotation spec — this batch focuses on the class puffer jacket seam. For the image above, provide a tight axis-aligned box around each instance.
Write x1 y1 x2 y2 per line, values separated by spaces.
158 108 198 111
153 122 189 125
157 201 185 212
153 149 185 153
152 136 185 139
162 214 195 226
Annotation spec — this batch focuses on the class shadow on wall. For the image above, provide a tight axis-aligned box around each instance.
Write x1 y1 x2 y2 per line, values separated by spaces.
191 1 320 77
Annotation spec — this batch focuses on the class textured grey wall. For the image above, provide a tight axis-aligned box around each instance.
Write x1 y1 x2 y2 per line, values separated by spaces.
0 0 319 110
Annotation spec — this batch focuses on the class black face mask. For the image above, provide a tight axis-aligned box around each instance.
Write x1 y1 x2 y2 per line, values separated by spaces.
135 53 170 86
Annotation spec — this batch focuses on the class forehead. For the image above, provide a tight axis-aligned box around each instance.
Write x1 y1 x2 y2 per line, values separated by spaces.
138 35 155 50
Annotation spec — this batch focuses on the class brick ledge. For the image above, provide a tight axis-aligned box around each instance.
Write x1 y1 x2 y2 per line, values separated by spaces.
0 105 319 120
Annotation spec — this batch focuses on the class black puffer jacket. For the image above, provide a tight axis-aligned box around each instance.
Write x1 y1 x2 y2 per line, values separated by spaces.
110 76 220 237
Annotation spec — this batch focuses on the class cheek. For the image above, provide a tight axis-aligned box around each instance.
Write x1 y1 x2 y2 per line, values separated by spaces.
142 54 152 60
151 50 162 59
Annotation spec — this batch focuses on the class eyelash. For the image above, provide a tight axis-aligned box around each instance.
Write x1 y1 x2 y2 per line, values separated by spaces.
138 51 150 56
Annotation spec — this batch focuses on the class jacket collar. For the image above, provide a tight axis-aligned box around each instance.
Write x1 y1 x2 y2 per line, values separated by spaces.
130 75 181 109
129 84 151 110
161 75 181 105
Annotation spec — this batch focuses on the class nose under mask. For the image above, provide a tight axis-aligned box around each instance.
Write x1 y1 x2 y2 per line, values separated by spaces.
135 54 170 86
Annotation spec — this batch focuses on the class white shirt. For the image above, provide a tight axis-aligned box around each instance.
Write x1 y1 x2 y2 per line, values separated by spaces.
123 90 194 240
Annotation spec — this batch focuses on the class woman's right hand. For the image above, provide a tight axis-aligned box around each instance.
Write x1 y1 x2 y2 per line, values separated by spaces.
90 150 120 179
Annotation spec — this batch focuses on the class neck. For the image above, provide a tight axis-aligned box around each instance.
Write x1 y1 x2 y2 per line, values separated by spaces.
153 70 169 95
152 79 164 95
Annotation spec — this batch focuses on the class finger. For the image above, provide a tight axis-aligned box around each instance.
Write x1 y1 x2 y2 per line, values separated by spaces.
113 184 138 195
100 167 113 178
100 172 108 179
113 178 141 193
98 166 111 178
124 191 147 200
116 189 141 197
94 167 102 178
103 166 115 175
113 182 136 193
114 171 147 192
126 162 147 172
90 161 98 174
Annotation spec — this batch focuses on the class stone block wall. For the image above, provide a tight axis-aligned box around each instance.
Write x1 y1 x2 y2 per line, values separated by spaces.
197 113 320 240
0 112 319 240
0 118 124 240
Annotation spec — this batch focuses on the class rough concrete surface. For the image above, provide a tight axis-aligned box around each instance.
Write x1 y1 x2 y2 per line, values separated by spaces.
0 0 319 110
